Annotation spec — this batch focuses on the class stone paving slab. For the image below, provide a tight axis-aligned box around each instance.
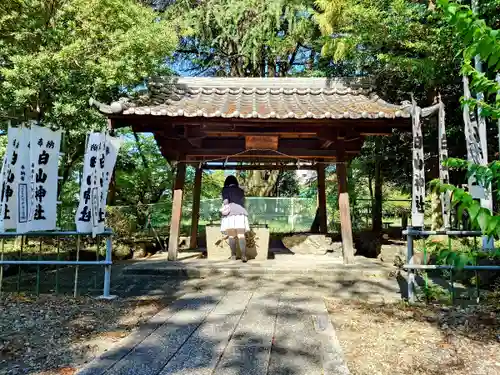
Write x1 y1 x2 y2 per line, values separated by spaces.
213 292 279 375
123 254 395 280
77 287 352 375
159 291 253 375
77 290 226 375
267 292 323 375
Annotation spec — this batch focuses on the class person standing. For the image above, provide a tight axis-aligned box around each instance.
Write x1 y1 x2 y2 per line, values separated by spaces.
220 175 250 262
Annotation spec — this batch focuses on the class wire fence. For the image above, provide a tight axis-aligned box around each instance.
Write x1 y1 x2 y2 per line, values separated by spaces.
58 197 412 237
0 231 113 298
404 229 500 305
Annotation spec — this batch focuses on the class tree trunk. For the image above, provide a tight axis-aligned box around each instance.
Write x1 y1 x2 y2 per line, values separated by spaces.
372 140 383 232
242 170 280 197
430 192 443 230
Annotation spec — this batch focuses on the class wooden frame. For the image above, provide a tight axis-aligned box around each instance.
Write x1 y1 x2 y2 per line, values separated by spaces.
105 92 410 264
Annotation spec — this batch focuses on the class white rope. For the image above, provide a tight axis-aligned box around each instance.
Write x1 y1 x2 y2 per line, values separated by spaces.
175 148 350 166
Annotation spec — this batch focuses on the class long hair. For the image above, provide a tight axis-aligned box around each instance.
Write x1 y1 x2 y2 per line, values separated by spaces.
224 175 239 187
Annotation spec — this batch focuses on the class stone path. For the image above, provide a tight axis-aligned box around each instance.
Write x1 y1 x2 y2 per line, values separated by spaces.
77 288 350 375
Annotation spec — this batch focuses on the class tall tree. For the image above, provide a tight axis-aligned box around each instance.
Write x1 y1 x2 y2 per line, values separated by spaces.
0 0 177 197
162 0 323 196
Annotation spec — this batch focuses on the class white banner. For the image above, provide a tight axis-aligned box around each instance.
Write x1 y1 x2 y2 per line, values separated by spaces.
75 133 121 236
0 152 9 232
411 101 425 228
14 126 32 233
1 126 25 230
463 76 487 200
21 125 62 232
97 136 121 236
438 101 451 229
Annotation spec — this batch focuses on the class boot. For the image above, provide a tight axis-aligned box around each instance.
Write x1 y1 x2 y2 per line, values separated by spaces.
239 237 247 263
228 237 237 260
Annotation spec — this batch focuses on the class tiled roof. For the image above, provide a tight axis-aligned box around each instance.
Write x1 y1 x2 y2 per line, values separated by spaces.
91 77 412 120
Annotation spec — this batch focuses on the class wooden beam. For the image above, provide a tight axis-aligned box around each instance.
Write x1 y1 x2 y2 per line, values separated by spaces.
189 167 203 249
317 165 328 234
186 149 338 159
200 163 318 170
200 138 325 150
168 162 186 261
336 140 355 264
110 115 410 130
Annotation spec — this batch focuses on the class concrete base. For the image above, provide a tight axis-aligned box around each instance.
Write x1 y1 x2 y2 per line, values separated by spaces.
282 234 339 255
96 294 118 300
205 225 270 261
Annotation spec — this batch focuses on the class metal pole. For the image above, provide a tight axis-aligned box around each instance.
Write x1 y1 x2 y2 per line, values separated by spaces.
36 238 42 296
17 236 23 293
471 0 494 249
73 235 80 298
95 238 100 289
497 73 500 156
55 236 60 294
407 227 415 303
99 236 115 300
0 238 4 296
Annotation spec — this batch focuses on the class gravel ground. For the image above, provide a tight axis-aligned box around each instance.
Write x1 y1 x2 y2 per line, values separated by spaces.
327 299 500 375
0 293 169 375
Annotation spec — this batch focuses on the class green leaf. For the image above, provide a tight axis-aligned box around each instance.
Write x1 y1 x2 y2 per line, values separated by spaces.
455 252 471 270
487 215 498 236
468 201 481 222
446 251 457 266
477 208 490 233
457 203 466 222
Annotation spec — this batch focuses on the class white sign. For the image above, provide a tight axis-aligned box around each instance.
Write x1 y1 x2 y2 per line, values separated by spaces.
15 126 32 233
438 102 451 229
22 125 61 232
463 76 488 200
411 102 425 228
0 153 9 232
75 132 121 236
1 126 25 230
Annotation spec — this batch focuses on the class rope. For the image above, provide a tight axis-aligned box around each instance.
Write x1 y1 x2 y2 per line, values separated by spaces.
175 148 351 166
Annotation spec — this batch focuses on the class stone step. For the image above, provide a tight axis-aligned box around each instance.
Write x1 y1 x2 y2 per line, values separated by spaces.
77 290 352 375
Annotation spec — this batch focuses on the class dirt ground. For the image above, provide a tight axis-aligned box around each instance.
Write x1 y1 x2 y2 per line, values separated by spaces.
0 293 170 375
0 257 190 375
327 299 500 375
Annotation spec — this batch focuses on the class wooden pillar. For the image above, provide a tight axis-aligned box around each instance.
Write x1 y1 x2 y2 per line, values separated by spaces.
189 167 203 249
168 163 186 261
317 165 328 234
336 141 355 264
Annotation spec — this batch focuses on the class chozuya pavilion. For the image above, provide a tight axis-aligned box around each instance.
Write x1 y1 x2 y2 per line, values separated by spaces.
90 77 412 264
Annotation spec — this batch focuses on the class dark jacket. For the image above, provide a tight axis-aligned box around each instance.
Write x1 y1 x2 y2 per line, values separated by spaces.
222 185 248 216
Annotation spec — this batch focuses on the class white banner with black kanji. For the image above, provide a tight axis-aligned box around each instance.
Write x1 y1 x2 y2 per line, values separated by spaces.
411 101 425 228
438 101 451 229
23 125 62 232
463 76 487 200
0 126 22 231
75 132 121 236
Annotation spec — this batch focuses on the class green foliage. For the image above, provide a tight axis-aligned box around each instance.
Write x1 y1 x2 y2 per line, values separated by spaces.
438 0 500 119
114 132 174 206
166 0 320 76
0 0 177 121
315 0 459 93
419 283 450 303
202 170 227 199
276 171 300 197
432 156 500 240
0 0 177 203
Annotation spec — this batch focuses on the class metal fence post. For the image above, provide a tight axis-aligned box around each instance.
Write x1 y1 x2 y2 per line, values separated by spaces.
0 238 4 296
99 235 116 300
407 227 415 303
73 235 80 298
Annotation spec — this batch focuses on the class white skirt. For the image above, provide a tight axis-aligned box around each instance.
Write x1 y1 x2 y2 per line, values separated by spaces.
220 214 250 234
